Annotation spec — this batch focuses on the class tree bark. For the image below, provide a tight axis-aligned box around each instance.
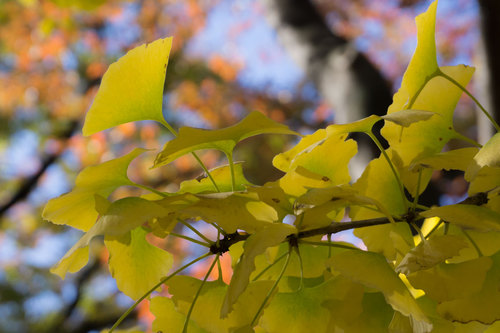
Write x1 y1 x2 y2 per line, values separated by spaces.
477 0 500 143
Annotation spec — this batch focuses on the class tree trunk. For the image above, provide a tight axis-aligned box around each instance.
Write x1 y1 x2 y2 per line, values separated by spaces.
477 0 500 143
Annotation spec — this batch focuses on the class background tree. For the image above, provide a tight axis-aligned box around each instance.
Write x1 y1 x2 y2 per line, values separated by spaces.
0 0 488 331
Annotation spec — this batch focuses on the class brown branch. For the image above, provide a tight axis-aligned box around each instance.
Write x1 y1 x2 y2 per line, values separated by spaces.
0 120 79 218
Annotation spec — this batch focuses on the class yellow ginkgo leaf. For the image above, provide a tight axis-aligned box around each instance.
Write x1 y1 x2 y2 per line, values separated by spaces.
105 227 173 300
42 148 147 231
83 38 173 136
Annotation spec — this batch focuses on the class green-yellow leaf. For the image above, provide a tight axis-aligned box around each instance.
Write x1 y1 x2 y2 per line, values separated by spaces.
435 252 500 324
42 148 147 231
181 192 278 233
326 115 381 135
151 296 206 333
164 277 274 332
466 132 500 180
396 235 468 275
381 0 474 166
329 250 432 332
420 204 500 231
382 109 436 127
407 256 492 303
413 147 479 172
50 196 167 279
82 38 173 135
258 277 355 333
221 223 296 317
105 227 173 300
50 246 89 279
154 111 298 168
179 163 251 194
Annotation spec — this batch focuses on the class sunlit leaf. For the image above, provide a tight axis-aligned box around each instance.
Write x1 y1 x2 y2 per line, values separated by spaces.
105 227 173 300
153 111 298 168
258 277 355 333
165 276 274 332
82 38 173 135
396 235 468 275
329 250 432 332
382 109 436 127
181 192 278 233
381 0 474 167
179 163 251 193
50 196 167 279
466 133 500 180
50 246 89 279
413 147 479 171
273 129 356 186
42 148 147 231
407 256 492 303
420 205 500 231
222 223 296 317
151 296 206 333
326 115 381 135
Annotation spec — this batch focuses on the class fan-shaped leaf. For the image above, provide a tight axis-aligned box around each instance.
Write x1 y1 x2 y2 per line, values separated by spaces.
83 38 173 135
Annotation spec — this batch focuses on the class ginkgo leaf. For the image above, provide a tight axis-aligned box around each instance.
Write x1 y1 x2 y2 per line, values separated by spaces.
413 147 479 172
407 256 492 303
420 204 500 231
381 0 474 166
221 223 296 317
326 115 381 135
179 163 251 193
276 166 335 200
396 235 468 275
466 133 500 180
165 277 274 332
50 196 167 279
350 155 411 260
151 296 206 333
82 38 173 136
153 111 298 168
50 246 89 279
435 252 500 324
328 250 432 332
296 185 394 222
273 129 356 187
105 227 173 300
258 277 355 333
181 192 278 233
381 109 436 127
42 148 147 231
247 182 293 221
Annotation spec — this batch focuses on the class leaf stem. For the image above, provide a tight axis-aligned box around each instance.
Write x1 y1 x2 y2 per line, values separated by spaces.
367 132 408 211
461 228 484 257
182 254 219 333
169 232 212 248
438 70 500 132
250 249 291 327
133 183 169 198
407 70 441 109
299 240 361 251
412 168 423 210
177 218 213 244
410 222 425 243
108 252 211 333
252 251 289 282
424 219 443 239
159 118 220 192
226 153 236 192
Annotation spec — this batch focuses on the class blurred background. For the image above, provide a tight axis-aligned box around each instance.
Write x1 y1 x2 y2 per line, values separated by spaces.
0 0 494 332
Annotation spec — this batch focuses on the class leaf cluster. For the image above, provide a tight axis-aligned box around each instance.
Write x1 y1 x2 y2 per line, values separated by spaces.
43 1 500 332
